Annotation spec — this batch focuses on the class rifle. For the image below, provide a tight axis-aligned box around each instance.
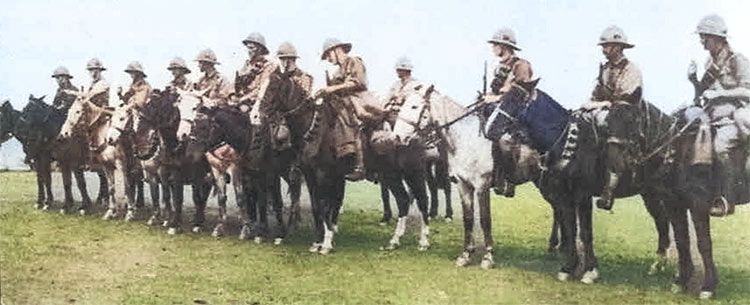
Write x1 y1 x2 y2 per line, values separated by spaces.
470 61 488 108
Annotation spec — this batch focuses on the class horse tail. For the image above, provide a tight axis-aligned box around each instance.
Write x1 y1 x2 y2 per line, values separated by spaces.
557 122 578 169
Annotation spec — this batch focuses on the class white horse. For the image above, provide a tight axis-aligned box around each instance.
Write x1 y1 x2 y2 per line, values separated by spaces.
392 85 500 268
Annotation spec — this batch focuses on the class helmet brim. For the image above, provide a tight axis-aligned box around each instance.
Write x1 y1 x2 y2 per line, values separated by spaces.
321 43 352 60
86 67 106 71
51 74 73 79
167 66 192 73
125 70 147 77
597 41 635 49
243 41 270 55
487 40 521 51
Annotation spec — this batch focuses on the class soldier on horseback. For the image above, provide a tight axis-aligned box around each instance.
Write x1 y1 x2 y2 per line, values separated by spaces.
384 57 421 128
314 38 375 181
274 41 313 150
51 66 78 113
581 26 643 210
118 61 152 109
166 57 193 92
481 28 535 196
194 49 232 106
65 58 110 107
234 32 278 110
685 14 750 216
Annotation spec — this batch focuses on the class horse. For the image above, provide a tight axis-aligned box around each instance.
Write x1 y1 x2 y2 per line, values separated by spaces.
0 100 21 145
392 85 500 267
4 96 109 212
58 95 138 220
259 71 360 255
485 83 718 298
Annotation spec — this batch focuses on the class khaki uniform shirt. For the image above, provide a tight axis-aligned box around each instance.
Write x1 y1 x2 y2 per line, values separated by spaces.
169 76 194 91
238 58 278 105
88 78 110 107
287 68 313 97
121 79 152 109
331 56 368 94
195 70 232 104
53 82 78 111
591 56 642 104
491 56 533 94
704 48 750 91
386 77 421 110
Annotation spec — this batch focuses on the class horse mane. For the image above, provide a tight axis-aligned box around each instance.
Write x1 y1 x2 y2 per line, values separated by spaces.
638 100 675 153
428 90 467 126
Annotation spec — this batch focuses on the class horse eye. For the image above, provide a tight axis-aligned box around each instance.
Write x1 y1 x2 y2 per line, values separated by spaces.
411 105 418 109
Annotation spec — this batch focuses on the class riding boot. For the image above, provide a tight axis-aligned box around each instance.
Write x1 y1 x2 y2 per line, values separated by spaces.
711 158 739 217
594 171 619 210
345 137 366 181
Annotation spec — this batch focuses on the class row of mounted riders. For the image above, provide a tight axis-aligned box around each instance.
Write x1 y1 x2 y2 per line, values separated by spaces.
0 74 747 299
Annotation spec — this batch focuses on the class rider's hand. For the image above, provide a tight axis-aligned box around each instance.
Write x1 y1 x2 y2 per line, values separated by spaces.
483 94 501 103
687 60 698 81
702 89 719 100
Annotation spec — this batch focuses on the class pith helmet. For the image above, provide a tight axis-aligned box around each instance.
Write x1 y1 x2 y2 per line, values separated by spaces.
276 42 299 59
124 61 147 77
695 14 728 38
487 28 521 51
167 57 191 73
598 25 634 48
394 57 413 71
242 32 269 55
51 66 73 78
194 49 220 64
86 58 106 71
321 38 352 60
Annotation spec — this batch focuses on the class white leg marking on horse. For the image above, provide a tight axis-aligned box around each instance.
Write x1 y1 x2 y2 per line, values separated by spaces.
580 268 599 284
418 217 430 251
320 223 334 255
455 251 471 267
557 272 570 282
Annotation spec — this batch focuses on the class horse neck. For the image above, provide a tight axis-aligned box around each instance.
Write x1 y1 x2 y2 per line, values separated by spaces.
639 101 675 152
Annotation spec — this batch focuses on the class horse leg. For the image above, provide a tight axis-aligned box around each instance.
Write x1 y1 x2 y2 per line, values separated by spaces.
102 167 117 220
319 176 345 255
331 175 346 233
478 188 495 269
271 173 287 245
122 162 137 222
158 169 172 226
444 181 453 222
548 204 561 253
379 183 393 225
407 171 431 252
304 169 324 252
96 170 109 206
210 167 228 238
643 194 670 275
191 180 208 233
382 174 410 251
145 170 161 226
239 175 257 241
60 164 74 214
42 156 53 209
35 166 45 209
426 162 439 219
578 197 599 284
74 168 92 215
166 180 184 235
692 204 719 299
285 168 303 230
456 180 475 267
665 202 693 294
557 201 579 281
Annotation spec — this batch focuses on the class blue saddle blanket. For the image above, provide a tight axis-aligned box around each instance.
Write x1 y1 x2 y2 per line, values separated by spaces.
518 90 569 152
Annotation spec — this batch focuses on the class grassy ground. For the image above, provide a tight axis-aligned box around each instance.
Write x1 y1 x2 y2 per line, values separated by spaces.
1 171 748 305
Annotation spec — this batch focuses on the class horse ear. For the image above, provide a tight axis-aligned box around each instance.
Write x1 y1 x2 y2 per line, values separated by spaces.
39 95 46 101
28 94 34 101
423 85 435 100
518 78 540 93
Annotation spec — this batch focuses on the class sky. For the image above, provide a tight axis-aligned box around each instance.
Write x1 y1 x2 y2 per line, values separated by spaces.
1 0 749 167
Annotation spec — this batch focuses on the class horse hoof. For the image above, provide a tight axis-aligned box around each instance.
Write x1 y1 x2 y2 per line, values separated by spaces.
444 217 453 223
146 216 157 226
580 268 599 284
309 243 322 253
378 221 388 226
36 203 44 210
239 226 251 240
381 242 399 251
648 260 666 275
670 283 684 294
417 241 430 251
42 205 51 211
273 238 283 245
480 253 494 270
167 227 180 235
162 220 169 227
557 272 571 282
319 247 332 255
211 229 223 238
191 226 202 233
124 211 136 222
79 209 87 216
698 291 714 300
455 252 471 267
254 237 263 244
102 209 116 220
59 208 67 215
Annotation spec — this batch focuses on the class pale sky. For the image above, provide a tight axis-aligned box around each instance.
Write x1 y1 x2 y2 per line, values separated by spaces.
1 0 749 167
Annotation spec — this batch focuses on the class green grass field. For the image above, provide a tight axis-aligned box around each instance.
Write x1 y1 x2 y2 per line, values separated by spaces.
1 171 748 305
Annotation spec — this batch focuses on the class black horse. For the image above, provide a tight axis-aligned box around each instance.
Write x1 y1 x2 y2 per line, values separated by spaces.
137 89 213 235
486 84 695 289
4 96 109 212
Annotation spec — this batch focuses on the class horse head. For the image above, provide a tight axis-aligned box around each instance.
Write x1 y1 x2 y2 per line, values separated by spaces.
105 103 135 146
392 84 435 146
58 95 91 140
0 99 20 144
184 105 219 163
175 88 210 142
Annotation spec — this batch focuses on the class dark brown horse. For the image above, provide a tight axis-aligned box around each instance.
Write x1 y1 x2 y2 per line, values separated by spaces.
7 96 108 212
